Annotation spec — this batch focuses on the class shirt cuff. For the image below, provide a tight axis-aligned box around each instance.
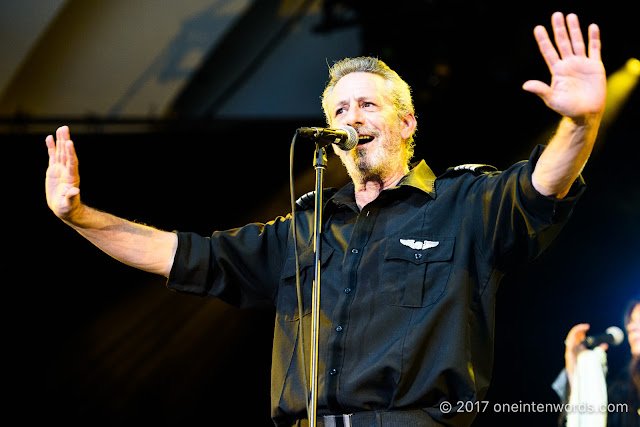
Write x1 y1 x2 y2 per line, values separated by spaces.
519 144 586 224
166 231 215 296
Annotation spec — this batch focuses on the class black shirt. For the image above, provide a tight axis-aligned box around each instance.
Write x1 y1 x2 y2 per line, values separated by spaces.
608 367 640 427
167 145 585 426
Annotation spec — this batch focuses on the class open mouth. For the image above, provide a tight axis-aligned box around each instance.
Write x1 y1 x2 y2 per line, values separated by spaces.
357 135 374 145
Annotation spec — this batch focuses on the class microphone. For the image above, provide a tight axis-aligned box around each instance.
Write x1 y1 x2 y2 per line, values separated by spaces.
581 326 625 349
296 126 358 151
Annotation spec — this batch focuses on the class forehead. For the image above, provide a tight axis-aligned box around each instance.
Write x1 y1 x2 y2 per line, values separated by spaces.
329 72 389 105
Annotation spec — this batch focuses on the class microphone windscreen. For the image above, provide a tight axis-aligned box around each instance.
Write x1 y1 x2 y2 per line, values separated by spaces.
606 326 625 346
339 125 358 150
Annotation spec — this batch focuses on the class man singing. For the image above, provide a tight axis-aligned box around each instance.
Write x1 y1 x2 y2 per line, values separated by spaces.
45 12 606 426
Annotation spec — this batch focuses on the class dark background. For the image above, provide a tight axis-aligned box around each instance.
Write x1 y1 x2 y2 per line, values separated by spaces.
8 1 640 425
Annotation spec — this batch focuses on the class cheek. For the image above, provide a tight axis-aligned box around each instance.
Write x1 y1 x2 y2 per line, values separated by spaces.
629 330 640 350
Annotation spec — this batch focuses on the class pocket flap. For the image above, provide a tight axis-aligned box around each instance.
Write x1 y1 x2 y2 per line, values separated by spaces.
384 236 455 264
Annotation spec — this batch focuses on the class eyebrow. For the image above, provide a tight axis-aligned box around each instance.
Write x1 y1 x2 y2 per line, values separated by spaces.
334 95 377 110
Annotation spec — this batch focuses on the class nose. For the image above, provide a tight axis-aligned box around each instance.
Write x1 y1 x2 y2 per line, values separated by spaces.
343 104 364 127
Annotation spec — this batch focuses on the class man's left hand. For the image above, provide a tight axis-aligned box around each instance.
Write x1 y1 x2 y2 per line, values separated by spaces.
523 12 606 123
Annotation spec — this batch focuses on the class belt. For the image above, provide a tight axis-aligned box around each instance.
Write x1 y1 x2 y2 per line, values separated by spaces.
294 409 440 427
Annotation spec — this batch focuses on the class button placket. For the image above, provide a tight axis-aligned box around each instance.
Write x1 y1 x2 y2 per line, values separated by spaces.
327 205 378 410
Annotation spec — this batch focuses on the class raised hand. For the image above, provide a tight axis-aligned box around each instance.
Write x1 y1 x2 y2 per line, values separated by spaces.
523 12 606 122
45 126 81 221
44 125 177 276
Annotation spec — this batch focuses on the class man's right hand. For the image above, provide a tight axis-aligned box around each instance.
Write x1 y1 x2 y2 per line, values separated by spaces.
44 125 178 277
45 125 82 222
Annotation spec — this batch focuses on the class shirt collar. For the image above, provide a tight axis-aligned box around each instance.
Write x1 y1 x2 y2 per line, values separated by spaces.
396 160 436 197
329 160 437 209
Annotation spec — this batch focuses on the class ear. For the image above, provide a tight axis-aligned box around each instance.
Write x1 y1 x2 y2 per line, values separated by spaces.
400 113 417 140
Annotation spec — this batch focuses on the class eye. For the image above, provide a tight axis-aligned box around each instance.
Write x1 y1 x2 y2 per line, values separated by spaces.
335 107 345 116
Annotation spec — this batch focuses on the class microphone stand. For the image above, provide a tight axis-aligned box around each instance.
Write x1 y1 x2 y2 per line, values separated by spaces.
309 144 327 427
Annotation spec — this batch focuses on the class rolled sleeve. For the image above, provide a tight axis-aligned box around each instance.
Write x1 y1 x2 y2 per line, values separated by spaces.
167 231 217 297
518 145 586 226
475 144 587 270
166 216 291 308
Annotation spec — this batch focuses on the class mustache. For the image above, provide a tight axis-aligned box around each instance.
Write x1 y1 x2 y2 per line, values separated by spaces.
352 125 380 138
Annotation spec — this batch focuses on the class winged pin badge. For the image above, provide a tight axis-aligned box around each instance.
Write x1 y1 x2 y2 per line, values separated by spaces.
399 239 439 250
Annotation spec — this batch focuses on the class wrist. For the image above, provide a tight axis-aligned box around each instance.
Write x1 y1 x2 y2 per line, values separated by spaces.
61 202 93 228
564 111 603 129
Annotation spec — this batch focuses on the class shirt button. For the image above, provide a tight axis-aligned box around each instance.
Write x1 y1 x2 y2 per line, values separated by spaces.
351 248 359 254
344 287 352 294
329 368 338 376
335 325 343 332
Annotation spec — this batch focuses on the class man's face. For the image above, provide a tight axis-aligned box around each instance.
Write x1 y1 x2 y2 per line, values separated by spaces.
627 303 640 358
326 72 413 182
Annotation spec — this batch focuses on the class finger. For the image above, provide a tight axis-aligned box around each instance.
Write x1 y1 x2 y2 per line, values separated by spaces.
57 125 70 142
52 131 65 164
588 23 601 61
64 139 78 171
46 134 60 167
54 126 72 164
533 25 559 69
522 80 551 100
66 186 80 200
46 135 56 162
565 323 590 345
569 323 591 334
551 11 574 59
566 13 586 57
45 134 55 149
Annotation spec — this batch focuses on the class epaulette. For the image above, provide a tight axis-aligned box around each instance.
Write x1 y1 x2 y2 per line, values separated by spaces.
442 163 498 176
295 188 339 211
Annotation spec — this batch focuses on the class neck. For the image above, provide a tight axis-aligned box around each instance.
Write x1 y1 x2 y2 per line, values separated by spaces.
353 167 407 210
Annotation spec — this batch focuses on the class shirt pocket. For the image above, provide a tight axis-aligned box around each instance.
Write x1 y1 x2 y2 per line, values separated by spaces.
278 245 335 322
382 236 455 308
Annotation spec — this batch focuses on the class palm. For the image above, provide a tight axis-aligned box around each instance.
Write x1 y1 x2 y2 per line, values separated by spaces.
545 56 606 118
45 127 81 219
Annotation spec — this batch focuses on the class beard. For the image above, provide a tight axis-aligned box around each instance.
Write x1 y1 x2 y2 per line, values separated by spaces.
336 124 407 184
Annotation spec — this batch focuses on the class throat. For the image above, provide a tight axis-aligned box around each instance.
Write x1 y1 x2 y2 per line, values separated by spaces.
353 172 405 209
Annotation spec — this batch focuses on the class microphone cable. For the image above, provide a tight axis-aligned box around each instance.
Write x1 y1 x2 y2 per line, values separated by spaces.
289 132 310 419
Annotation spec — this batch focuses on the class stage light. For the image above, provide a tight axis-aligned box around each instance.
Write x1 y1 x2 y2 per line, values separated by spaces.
625 58 640 76
600 58 640 130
